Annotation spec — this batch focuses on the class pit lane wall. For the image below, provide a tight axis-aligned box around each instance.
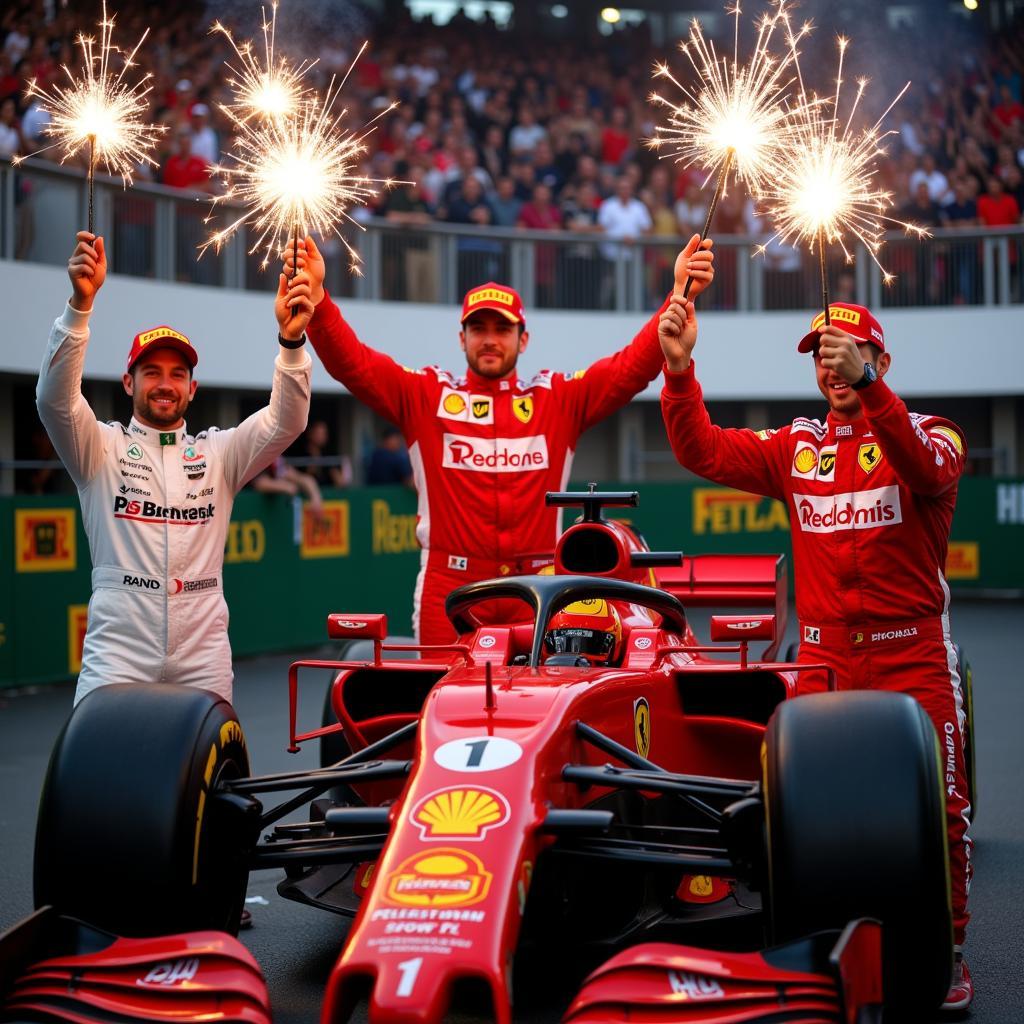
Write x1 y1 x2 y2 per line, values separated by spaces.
2 479 1022 688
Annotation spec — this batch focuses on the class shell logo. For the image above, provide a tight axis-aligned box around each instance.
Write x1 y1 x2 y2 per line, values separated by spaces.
794 447 817 474
411 786 510 841
384 848 492 908
443 393 467 415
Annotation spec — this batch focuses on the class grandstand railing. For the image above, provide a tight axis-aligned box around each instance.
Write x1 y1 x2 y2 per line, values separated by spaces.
4 156 1022 311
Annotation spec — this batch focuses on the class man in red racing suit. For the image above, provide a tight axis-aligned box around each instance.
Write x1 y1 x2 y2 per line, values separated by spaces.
658 296 973 1011
287 234 713 644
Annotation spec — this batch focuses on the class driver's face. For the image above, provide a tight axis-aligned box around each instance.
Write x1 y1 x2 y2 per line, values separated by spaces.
460 311 527 379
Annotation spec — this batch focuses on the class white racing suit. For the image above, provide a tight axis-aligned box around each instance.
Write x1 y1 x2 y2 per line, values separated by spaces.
37 303 312 705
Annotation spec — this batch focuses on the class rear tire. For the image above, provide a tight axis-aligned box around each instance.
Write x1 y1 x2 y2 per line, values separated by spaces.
763 690 952 1018
35 684 251 937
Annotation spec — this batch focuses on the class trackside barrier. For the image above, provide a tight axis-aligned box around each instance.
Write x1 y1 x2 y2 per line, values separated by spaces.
2 479 1021 688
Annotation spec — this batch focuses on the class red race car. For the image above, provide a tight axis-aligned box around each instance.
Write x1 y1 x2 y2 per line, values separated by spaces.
17 490 953 1024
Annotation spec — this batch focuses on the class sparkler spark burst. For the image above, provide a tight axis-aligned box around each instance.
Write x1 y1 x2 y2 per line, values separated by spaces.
202 58 400 274
210 3 316 123
649 1 815 199
13 0 166 182
755 34 929 283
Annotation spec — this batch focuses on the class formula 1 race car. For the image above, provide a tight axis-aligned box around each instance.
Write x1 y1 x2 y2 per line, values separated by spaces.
15 490 954 1024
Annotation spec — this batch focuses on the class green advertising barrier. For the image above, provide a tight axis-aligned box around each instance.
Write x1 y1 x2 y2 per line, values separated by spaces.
3 479 1022 689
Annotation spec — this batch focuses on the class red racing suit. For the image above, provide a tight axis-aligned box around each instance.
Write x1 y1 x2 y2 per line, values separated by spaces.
662 362 971 945
307 292 667 643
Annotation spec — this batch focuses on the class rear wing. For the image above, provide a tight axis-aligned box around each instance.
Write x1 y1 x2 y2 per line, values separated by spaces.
656 554 787 660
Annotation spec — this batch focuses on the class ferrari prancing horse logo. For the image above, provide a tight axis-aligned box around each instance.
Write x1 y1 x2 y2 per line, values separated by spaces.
513 396 534 424
634 697 651 758
858 443 882 474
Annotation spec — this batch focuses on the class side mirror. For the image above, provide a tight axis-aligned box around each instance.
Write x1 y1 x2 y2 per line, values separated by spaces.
327 613 388 641
709 615 776 643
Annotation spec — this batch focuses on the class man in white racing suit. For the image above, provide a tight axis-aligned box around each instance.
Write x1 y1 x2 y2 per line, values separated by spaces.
38 231 315 705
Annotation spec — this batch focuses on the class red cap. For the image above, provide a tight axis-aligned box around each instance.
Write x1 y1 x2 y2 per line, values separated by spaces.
460 283 526 326
126 326 198 373
797 303 885 353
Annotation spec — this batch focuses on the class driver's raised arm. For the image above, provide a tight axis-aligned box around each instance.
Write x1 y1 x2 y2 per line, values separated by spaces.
569 235 714 434
286 236 417 429
37 232 111 488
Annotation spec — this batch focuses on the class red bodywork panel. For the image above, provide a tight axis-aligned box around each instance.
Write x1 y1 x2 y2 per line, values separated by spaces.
0 908 271 1023
563 920 883 1023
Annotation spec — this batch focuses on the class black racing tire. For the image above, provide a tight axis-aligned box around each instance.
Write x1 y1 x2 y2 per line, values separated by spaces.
953 643 978 823
763 691 952 1018
34 684 251 938
319 637 419 769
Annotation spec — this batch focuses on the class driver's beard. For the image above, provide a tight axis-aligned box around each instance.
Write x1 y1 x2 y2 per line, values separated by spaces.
136 394 187 427
469 351 519 379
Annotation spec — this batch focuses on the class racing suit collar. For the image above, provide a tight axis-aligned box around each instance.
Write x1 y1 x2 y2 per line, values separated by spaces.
464 366 518 392
128 417 188 446
826 412 872 439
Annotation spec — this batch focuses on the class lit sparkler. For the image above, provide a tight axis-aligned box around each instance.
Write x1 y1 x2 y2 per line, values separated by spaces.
210 3 316 123
201 45 400 277
755 34 929 319
13 1 166 232
650 1 815 296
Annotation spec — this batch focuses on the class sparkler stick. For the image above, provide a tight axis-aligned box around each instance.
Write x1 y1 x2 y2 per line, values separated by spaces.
650 1 815 297
755 32 930 318
13 1 166 233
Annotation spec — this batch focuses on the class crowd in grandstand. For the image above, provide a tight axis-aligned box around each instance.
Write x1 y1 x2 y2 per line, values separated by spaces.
2 1 1022 246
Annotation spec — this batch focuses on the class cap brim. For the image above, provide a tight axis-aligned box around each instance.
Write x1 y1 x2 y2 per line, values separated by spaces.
797 330 883 354
797 331 819 353
462 304 523 325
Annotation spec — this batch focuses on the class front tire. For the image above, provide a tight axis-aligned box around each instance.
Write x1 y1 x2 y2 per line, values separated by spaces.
763 690 952 1018
35 684 251 937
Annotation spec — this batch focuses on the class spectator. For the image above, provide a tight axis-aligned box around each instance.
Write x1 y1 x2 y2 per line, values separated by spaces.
162 127 211 191
382 170 437 302
446 175 502 292
517 182 562 305
902 181 945 228
250 455 323 511
509 158 538 201
909 154 952 205
300 420 352 488
600 106 633 168
942 180 980 304
441 145 494 210
675 182 709 238
478 123 507 183
560 180 602 307
993 84 1024 134
1003 164 1024 212
0 96 23 157
0 53 20 104
491 175 522 227
943 178 978 230
509 104 547 156
598 175 652 260
188 103 218 166
531 138 565 194
977 175 1021 226
365 426 413 486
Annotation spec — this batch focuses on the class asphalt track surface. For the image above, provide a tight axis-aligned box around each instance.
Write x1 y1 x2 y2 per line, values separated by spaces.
2 599 1023 1023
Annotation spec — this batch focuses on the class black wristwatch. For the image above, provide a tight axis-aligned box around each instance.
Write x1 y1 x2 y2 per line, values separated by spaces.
851 362 877 390
278 333 306 349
